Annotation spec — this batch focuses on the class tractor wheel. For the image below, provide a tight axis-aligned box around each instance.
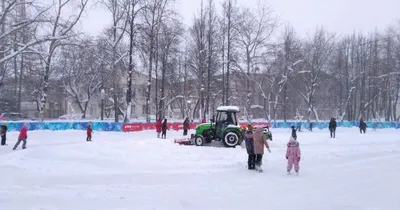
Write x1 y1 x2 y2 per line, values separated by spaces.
194 135 205 146
223 132 239 147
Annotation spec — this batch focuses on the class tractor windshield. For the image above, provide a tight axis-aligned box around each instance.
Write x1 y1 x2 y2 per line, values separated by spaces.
217 111 237 126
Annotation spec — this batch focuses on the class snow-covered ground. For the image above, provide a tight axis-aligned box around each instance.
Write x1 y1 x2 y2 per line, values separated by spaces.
0 128 399 210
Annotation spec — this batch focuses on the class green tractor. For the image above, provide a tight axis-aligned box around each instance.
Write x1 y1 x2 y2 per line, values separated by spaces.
191 106 244 147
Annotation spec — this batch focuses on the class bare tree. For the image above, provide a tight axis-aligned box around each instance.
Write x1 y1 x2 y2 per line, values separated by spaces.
157 15 183 118
37 0 88 121
125 0 143 122
140 0 172 122
61 39 101 118
294 28 335 122
234 2 277 119
101 0 129 122
187 0 207 119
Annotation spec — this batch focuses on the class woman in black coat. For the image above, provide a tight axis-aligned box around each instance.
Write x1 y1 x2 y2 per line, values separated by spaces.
162 119 168 139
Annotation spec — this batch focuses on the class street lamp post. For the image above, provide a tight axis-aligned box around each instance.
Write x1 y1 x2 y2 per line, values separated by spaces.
100 89 105 121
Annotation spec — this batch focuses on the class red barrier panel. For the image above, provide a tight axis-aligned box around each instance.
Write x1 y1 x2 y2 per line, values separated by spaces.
122 122 271 132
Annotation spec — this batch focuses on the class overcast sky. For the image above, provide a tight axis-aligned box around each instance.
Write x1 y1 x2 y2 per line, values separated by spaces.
77 0 400 38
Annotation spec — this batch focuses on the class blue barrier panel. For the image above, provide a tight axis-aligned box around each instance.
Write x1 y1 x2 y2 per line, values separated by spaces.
0 121 398 132
269 121 400 129
2 122 123 132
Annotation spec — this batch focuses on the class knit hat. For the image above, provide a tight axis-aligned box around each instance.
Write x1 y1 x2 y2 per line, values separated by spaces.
247 124 253 130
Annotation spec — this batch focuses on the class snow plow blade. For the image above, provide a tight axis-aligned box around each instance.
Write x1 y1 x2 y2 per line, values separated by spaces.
173 136 194 145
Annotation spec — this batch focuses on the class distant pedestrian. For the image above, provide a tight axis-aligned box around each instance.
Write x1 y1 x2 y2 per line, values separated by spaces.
86 122 93 141
329 118 337 138
359 119 367 134
156 117 162 138
291 126 298 140
309 122 313 132
183 117 190 136
1 122 8 146
13 124 28 150
162 119 168 139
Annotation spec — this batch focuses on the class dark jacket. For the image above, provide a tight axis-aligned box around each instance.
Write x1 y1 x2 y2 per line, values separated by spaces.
329 120 337 129
291 127 297 139
183 119 190 130
162 120 167 131
1 125 7 135
244 130 254 154
359 120 367 129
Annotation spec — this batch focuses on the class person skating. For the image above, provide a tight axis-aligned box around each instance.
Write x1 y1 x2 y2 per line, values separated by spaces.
244 124 255 170
86 122 93 141
183 117 190 136
359 119 367 134
156 118 162 138
161 119 168 139
286 136 301 175
1 122 8 146
253 127 271 172
329 118 337 138
291 126 298 140
13 124 28 150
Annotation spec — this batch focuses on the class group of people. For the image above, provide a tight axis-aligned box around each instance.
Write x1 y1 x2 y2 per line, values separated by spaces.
155 118 168 139
243 125 301 174
329 118 369 138
155 117 206 138
0 122 29 150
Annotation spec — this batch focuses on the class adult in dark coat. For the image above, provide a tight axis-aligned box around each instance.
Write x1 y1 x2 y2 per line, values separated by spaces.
244 124 255 170
161 119 168 139
359 119 367 134
1 122 8 146
183 117 190 136
329 118 337 138
291 126 298 140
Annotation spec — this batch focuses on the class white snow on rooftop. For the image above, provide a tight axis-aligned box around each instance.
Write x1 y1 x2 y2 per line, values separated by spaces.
216 106 240 112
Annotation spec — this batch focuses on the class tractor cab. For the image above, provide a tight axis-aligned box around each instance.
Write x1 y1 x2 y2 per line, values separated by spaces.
214 106 239 140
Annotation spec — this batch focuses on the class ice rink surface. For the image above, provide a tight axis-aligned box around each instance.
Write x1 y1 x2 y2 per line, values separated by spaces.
1 128 399 210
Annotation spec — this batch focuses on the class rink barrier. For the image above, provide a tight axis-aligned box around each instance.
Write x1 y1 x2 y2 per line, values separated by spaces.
0 121 399 132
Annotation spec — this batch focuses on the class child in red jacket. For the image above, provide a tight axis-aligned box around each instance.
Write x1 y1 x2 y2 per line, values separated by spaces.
13 123 28 150
87 122 93 141
156 118 162 138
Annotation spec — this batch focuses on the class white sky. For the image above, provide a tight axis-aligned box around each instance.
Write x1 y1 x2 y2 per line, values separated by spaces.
76 0 400 38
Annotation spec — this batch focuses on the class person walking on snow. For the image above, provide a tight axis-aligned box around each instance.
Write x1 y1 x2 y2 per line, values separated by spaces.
244 124 255 170
291 126 298 140
86 122 93 141
183 117 190 136
13 124 28 150
253 127 271 172
161 119 168 139
156 118 162 138
329 118 337 138
359 119 367 134
286 136 301 175
1 122 8 146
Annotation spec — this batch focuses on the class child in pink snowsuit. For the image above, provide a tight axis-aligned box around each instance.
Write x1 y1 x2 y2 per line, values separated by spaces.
286 136 301 174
